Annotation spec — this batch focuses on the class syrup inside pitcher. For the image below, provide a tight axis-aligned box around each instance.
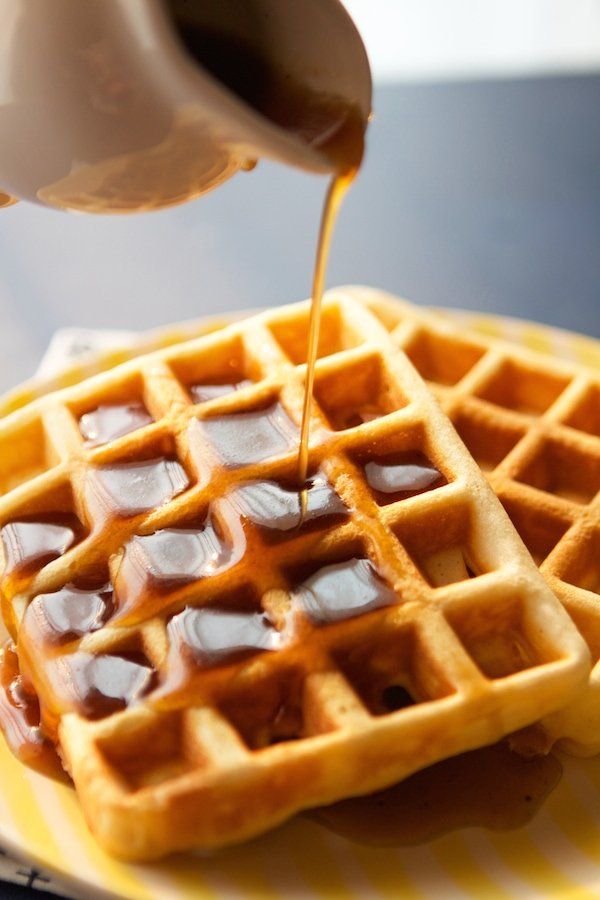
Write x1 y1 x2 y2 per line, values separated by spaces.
167 1 366 172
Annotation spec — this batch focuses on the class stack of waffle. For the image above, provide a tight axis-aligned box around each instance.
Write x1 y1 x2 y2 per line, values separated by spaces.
0 289 596 861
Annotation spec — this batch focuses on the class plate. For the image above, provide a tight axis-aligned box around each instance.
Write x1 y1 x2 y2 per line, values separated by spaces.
1 307 599 900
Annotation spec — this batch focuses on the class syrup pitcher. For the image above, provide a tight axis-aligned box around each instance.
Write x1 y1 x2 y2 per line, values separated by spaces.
0 0 371 213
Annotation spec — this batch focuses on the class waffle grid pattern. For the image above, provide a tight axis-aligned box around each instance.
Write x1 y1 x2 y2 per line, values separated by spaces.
0 294 588 859
348 287 600 754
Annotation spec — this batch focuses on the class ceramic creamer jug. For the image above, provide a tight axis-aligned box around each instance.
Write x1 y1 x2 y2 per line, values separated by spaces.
0 0 371 213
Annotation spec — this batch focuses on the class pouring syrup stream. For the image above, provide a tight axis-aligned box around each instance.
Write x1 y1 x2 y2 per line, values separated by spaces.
297 170 355 490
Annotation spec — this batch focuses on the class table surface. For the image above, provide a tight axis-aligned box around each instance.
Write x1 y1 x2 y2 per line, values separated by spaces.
0 72 598 900
0 73 598 397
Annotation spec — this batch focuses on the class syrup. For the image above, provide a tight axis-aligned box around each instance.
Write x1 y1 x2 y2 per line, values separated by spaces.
23 585 112 644
363 451 446 505
86 457 188 519
297 172 356 487
227 474 348 535
115 519 233 612
169 13 366 169
189 380 252 404
128 524 227 582
169 607 279 669
55 652 155 719
294 557 396 624
195 402 299 468
310 741 562 846
171 10 367 491
0 516 79 577
79 402 153 447
0 642 65 781
295 109 364 492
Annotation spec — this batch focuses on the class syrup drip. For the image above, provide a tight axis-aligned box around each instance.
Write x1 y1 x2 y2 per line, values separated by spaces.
169 13 367 501
310 741 562 846
87 457 188 518
23 585 112 644
0 642 66 781
297 172 355 490
169 607 279 669
227 474 348 535
190 380 252 404
196 402 298 468
363 452 446 505
294 557 396 624
79 402 153 447
0 517 79 577
55 652 156 719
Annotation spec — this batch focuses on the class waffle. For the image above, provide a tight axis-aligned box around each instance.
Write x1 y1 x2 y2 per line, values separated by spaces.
343 285 600 755
0 294 588 860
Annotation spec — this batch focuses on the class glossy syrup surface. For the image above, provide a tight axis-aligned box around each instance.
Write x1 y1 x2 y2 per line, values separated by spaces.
227 473 348 535
129 523 228 582
311 741 562 846
0 515 81 578
55 651 156 719
23 585 113 644
114 518 235 615
363 451 446 505
169 606 279 669
197 402 299 467
87 457 189 518
79 402 153 447
294 557 396 624
0 642 66 780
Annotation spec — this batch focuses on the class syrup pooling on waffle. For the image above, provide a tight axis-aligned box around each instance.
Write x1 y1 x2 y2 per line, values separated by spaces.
23 584 114 644
86 457 189 520
192 400 299 468
292 556 396 623
0 295 589 858
2 517 79 577
0 642 63 779
226 473 348 535
358 450 447 505
168 606 280 668
113 505 246 616
79 402 154 447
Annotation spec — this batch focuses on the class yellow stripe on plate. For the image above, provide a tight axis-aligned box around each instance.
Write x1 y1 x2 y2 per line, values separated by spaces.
275 818 359 899
486 827 598 900
0 743 69 876
54 786 158 900
341 844 426 899
432 833 513 899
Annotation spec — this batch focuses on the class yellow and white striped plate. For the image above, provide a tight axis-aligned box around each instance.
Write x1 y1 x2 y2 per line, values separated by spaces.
1 309 600 900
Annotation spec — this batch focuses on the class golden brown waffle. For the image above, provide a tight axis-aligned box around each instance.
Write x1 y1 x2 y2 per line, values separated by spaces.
0 294 588 860
344 286 600 755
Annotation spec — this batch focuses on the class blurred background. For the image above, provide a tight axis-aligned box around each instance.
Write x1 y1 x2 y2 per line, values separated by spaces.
0 0 599 391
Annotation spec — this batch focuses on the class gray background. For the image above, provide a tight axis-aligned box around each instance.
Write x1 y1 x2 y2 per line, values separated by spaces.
0 74 598 395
